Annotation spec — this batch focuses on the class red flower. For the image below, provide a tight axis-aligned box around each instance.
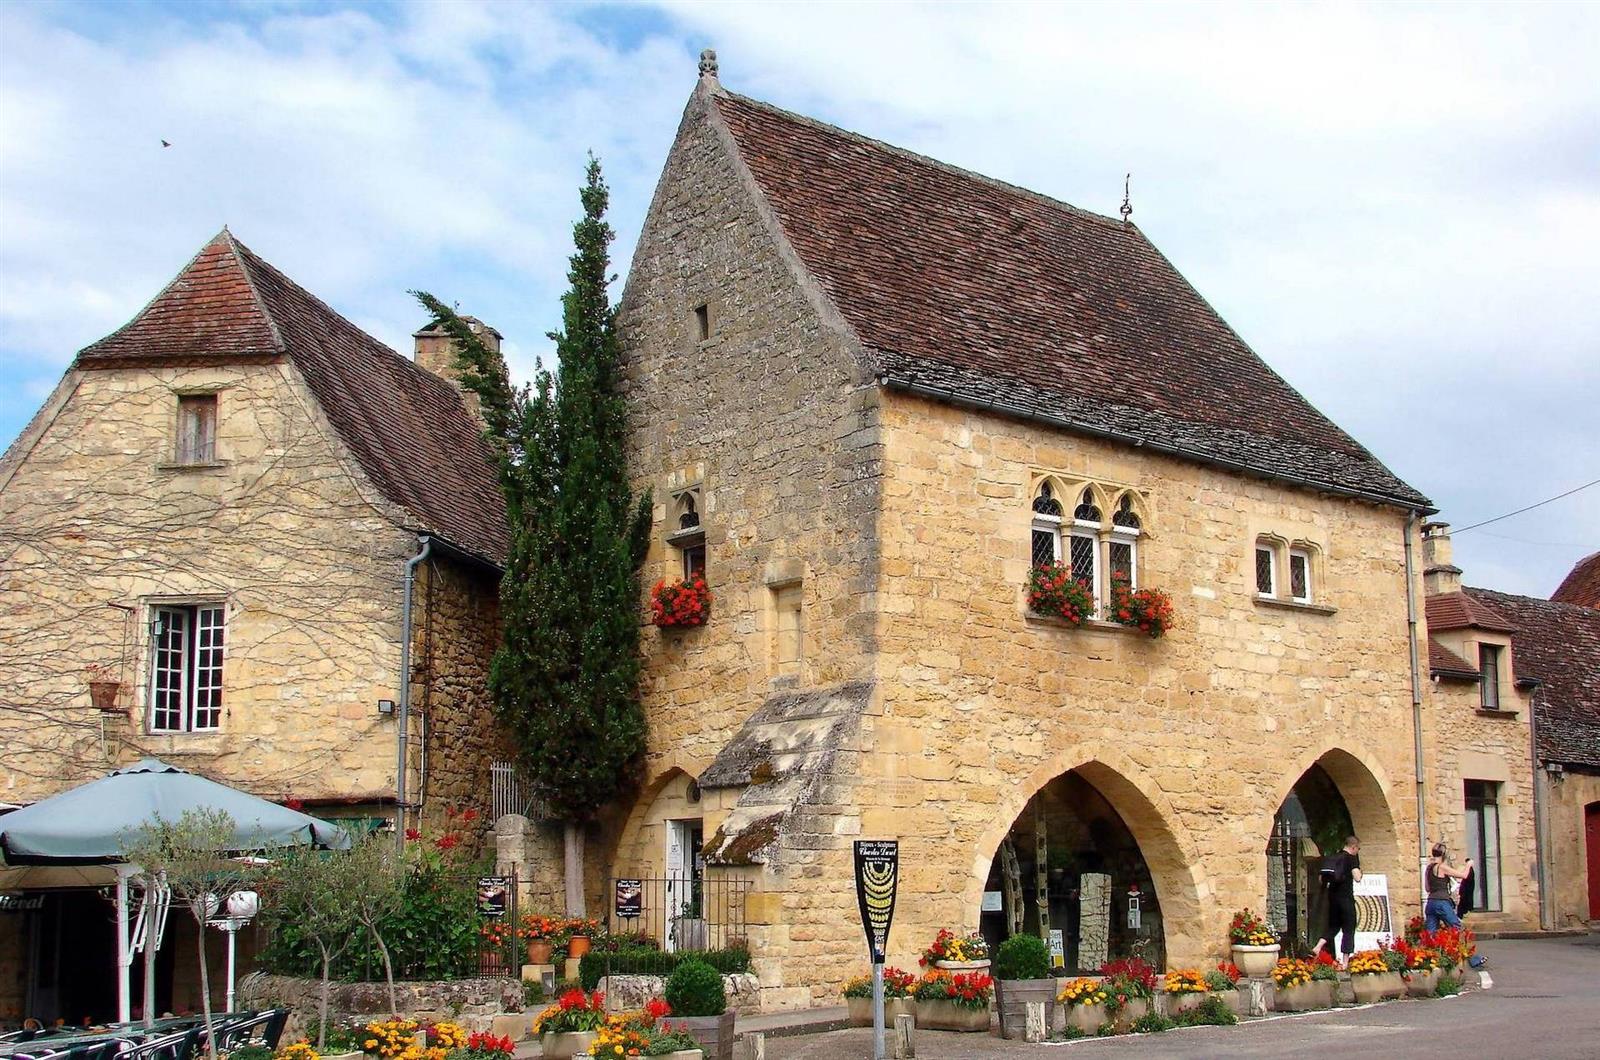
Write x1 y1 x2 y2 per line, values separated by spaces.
462 808 479 823
404 828 422 842
644 998 670 1021
434 832 462 851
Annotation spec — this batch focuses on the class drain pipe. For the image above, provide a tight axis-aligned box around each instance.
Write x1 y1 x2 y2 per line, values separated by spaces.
397 535 432 852
1403 512 1428 886
1526 679 1553 930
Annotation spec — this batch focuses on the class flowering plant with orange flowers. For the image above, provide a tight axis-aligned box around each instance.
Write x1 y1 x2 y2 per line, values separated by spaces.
651 575 711 627
1027 562 1095 625
1107 579 1175 637
533 989 607 1035
1163 969 1207 994
479 920 514 947
912 969 994 1009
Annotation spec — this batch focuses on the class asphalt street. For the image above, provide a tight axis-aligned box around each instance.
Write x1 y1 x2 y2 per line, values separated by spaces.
764 935 1600 1059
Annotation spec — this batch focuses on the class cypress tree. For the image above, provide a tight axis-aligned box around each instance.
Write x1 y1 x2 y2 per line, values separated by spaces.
414 156 649 914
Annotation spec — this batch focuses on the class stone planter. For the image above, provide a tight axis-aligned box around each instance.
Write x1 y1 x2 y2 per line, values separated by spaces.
661 1012 735 1060
1063 1002 1108 1035
539 1031 597 1060
995 978 1056 1039
1164 991 1205 1015
566 935 591 959
934 959 990 972
1273 980 1334 1012
1350 974 1389 1004
846 996 916 1027
525 940 554 964
1110 997 1149 1032
1406 969 1442 997
659 1052 703 1060
1377 970 1406 998
323 1052 362 1060
1231 944 1280 979
914 999 990 1032
1209 989 1245 1016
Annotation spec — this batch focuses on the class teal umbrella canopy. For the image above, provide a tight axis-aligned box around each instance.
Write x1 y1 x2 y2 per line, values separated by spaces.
0 758 351 864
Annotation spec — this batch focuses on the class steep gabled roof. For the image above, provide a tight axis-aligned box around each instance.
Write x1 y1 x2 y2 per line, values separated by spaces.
1466 587 1600 769
1552 551 1600 608
710 89 1429 510
74 231 508 566
1425 591 1519 634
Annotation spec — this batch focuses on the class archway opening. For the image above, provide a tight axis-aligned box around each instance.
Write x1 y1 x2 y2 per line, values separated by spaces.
981 767 1168 973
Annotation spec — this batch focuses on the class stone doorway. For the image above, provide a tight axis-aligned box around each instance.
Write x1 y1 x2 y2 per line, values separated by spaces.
980 769 1165 973
1268 763 1354 955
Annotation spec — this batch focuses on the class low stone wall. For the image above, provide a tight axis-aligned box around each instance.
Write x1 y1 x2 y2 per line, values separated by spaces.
598 973 762 1015
237 973 522 1038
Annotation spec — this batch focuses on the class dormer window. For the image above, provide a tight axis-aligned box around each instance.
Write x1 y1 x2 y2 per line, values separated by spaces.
1479 645 1502 710
176 394 217 464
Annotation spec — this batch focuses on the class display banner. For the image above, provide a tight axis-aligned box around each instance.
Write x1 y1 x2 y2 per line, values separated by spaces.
853 839 900 963
1352 872 1394 952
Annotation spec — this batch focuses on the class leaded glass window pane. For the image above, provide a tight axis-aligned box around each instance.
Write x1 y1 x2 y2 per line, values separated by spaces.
1070 533 1097 588
1289 552 1309 601
1255 547 1275 595
1032 483 1063 517
1110 540 1134 586
1112 495 1141 529
1073 489 1101 522
1032 528 1059 568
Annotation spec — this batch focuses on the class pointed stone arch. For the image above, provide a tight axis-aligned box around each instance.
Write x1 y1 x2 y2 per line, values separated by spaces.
606 755 714 872
1263 745 1404 876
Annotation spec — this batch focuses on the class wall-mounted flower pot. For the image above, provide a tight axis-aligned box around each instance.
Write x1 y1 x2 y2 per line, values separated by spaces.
89 680 122 711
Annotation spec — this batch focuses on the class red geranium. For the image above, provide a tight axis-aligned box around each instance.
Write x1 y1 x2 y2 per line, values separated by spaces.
1027 562 1095 625
651 575 712 628
644 998 671 1021
1216 961 1242 984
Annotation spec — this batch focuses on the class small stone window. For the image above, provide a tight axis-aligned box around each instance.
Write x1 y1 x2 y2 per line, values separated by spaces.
772 584 803 677
1289 548 1312 603
1479 645 1502 710
693 303 711 342
1255 544 1277 597
668 486 706 579
176 394 217 464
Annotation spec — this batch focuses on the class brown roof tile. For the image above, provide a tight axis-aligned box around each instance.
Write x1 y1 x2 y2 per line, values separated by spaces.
75 231 508 566
1466 587 1600 768
712 91 1429 509
1428 638 1481 681
1552 551 1600 608
1424 591 1518 634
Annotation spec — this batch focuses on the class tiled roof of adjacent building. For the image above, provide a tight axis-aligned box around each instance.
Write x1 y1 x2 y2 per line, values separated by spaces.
75 231 509 566
1427 638 1481 682
1552 551 1600 608
1466 587 1600 770
1424 590 1519 634
711 90 1430 510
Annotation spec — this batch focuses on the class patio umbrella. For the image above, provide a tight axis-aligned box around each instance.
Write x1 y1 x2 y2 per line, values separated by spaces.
0 758 351 1022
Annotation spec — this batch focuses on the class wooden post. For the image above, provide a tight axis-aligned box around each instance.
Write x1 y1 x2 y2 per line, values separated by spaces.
1000 839 1024 937
740 1031 765 1060
1024 1001 1046 1043
892 1014 915 1058
1035 804 1050 940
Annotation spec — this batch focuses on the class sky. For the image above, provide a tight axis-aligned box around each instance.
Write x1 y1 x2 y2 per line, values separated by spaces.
1 0 1595 596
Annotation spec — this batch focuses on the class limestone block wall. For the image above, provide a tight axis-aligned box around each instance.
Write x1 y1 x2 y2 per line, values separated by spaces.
0 362 415 805
1544 768 1600 928
861 390 1424 978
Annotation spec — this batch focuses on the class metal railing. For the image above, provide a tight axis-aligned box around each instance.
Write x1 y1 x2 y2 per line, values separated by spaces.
604 874 750 954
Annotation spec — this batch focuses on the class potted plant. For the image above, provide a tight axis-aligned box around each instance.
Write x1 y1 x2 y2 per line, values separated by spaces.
1027 562 1095 625
660 958 735 1060
587 1002 699 1059
1204 963 1244 1015
842 967 916 1027
1377 942 1409 998
1398 941 1445 997
1057 977 1110 1035
1099 957 1157 1030
911 970 993 1032
361 1018 421 1060
1106 579 1175 637
1228 909 1280 978
521 914 561 965
1346 949 1390 1003
533 988 607 1060
652 575 711 628
919 928 990 971
1162 968 1208 1015
992 933 1056 1039
86 662 122 712
566 916 602 960
1270 958 1332 1011
460 1032 515 1060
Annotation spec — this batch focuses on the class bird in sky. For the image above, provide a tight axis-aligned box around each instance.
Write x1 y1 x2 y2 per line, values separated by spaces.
161 140 171 148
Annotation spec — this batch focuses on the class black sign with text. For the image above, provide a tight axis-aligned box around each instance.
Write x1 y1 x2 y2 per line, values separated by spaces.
853 839 899 964
615 878 643 919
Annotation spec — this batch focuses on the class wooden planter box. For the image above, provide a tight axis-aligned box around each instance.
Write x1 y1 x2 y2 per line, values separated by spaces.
1407 969 1442 997
995 978 1056 1039
661 1012 735 1060
1273 981 1334 1012
1231 944 1280 979
846 996 916 1027
539 1031 597 1060
915 999 990 1032
1063 1002 1107 1035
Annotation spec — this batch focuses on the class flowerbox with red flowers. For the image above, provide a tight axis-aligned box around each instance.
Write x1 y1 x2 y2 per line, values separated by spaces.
1107 579 1175 637
1027 562 1094 625
651 575 712 628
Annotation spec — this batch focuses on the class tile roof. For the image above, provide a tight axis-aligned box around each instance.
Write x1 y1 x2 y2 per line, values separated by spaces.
1428 638 1481 681
75 231 508 566
1466 587 1600 769
711 90 1430 510
1424 590 1518 634
1551 551 1600 608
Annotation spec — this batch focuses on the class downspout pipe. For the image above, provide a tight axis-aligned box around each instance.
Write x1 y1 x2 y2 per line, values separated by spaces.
397 535 432 852
1525 679 1553 930
1403 512 1428 886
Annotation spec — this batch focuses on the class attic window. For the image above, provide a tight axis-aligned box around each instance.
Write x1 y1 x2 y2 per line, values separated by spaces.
693 303 711 342
176 394 217 464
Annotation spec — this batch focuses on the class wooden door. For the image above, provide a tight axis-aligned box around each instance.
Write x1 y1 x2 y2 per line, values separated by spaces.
1585 802 1600 921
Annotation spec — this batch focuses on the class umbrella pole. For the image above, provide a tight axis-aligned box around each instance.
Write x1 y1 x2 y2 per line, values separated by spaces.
143 890 157 1029
116 867 132 1023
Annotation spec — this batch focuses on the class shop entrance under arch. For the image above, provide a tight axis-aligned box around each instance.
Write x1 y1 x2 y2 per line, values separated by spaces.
1267 763 1357 954
981 767 1168 973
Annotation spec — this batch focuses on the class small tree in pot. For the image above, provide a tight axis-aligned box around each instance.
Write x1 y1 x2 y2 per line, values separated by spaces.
992 934 1055 1039
661 959 734 1060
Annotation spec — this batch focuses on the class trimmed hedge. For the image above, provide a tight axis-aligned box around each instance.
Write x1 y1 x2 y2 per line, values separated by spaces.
993 933 1051 980
578 945 751 991
664 958 726 1017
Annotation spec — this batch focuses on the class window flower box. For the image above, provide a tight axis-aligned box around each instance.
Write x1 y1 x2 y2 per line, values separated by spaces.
1106 579 1174 637
652 575 711 628
1026 563 1093 625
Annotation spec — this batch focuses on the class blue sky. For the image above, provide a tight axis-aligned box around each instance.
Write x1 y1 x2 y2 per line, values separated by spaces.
1 1 1596 595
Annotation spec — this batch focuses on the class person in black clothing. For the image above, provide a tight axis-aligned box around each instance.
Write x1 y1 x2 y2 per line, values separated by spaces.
1312 835 1362 964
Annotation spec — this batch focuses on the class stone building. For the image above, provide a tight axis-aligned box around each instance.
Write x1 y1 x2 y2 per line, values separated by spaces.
1421 531 1600 932
0 231 514 1023
604 59 1443 1009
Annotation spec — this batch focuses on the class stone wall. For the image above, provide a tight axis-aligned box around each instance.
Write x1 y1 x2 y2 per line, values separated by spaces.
237 972 520 1039
0 362 415 806
1543 768 1600 928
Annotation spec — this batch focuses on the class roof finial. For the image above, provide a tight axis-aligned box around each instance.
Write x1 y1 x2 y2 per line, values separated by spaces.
699 49 719 79
1120 173 1133 224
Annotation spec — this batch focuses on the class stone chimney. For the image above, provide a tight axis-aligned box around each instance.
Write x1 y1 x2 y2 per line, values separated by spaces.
1420 521 1462 596
413 316 501 419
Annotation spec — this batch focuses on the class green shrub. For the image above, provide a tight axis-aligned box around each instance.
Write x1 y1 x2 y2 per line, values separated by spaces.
1131 1012 1175 1033
644 1031 700 1055
1052 1025 1086 1041
993 933 1052 981
1434 975 1462 998
664 958 726 1017
1095 1021 1119 1037
578 945 752 991
1173 996 1237 1026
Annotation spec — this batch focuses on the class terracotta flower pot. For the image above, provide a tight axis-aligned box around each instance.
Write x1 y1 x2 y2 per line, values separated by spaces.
539 1031 596 1060
88 679 122 711
1231 944 1280 979
567 934 591 959
526 940 554 964
914 999 989 1032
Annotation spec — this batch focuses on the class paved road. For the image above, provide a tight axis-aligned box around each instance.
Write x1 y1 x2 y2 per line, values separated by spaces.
765 935 1600 1059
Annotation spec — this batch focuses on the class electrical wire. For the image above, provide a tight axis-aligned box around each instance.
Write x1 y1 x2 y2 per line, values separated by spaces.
1453 477 1600 534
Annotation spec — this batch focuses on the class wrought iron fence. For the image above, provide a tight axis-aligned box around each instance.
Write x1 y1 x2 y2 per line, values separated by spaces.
491 761 547 821
603 874 750 953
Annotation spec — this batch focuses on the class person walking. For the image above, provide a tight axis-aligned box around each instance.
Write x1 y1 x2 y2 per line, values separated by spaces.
1312 834 1362 964
1452 855 1490 969
1424 843 1487 968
